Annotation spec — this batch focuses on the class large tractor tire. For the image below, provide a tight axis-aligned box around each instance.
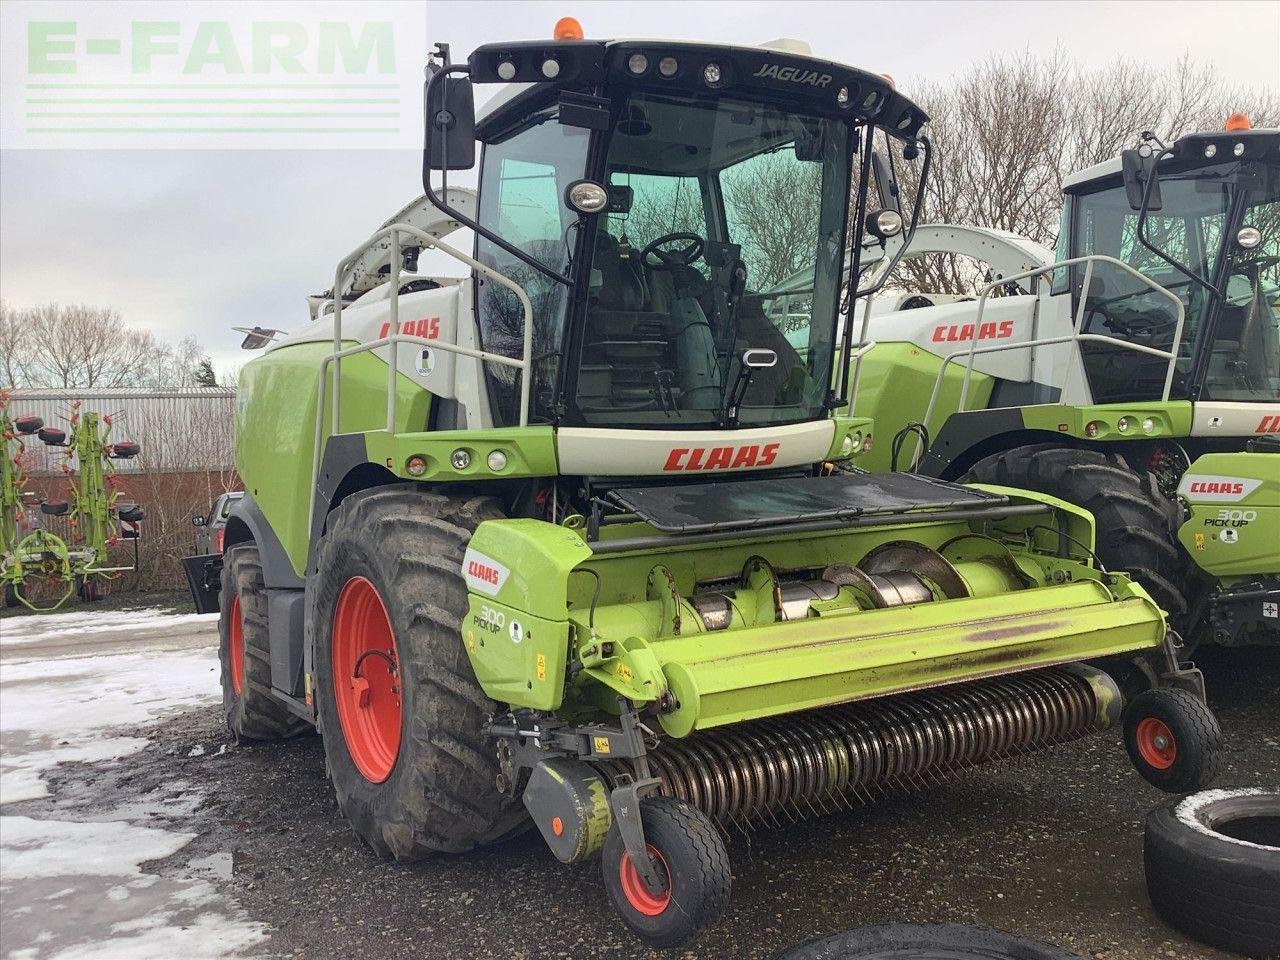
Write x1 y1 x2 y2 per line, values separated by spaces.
965 444 1190 631
219 545 311 742
310 485 526 860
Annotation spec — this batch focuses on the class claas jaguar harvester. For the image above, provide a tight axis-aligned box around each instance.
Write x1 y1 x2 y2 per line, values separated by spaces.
195 21 1223 947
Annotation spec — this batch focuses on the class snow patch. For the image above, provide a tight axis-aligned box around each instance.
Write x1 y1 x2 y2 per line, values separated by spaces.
1173 787 1279 851
0 609 217 646
1 738 149 804
0 816 194 879
43 911 266 960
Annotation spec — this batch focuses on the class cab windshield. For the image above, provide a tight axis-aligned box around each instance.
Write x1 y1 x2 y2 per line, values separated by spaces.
569 92 852 427
1069 159 1280 402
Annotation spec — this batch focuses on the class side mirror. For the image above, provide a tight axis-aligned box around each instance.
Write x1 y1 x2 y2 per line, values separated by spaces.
423 71 476 173
192 516 207 527
1121 147 1162 212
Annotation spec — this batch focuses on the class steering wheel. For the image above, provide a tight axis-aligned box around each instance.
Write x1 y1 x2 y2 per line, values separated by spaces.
1236 254 1280 273
641 232 705 270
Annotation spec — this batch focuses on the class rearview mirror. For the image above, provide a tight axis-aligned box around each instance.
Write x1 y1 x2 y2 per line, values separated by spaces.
423 72 476 172
1121 147 1162 212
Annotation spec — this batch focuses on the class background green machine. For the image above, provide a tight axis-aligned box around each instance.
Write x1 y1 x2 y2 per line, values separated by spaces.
1 395 143 611
848 122 1280 649
190 26 1224 948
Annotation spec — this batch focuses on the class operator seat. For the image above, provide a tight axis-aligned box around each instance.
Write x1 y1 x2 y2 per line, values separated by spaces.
591 230 648 311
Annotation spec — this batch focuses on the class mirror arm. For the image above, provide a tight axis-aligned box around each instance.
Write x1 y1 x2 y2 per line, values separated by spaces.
422 64 571 288
1134 146 1221 301
830 128 877 408
834 132 932 407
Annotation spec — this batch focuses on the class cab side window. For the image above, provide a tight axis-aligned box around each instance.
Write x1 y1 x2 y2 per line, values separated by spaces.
475 113 589 424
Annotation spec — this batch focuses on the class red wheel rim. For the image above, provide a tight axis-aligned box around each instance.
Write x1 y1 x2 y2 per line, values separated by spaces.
331 576 402 783
228 595 245 695
618 845 672 916
1136 717 1177 770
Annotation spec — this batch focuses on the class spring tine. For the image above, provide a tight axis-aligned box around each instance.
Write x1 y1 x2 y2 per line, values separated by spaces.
630 666 1113 830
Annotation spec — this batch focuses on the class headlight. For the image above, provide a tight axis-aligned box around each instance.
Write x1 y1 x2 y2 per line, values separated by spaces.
487 450 509 472
1237 225 1262 250
866 209 903 239
565 180 609 214
450 449 471 470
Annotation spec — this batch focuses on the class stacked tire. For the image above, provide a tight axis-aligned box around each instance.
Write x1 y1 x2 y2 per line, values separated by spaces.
1145 788 1280 958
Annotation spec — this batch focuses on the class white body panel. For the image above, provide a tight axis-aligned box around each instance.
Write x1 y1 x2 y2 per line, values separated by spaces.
1191 401 1280 437
861 294 1081 391
556 421 836 475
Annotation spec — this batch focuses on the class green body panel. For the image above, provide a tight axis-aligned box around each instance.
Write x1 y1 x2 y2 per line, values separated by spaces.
371 427 559 482
1019 402 1194 442
236 342 432 576
825 415 875 459
462 520 592 710
460 487 1164 735
652 581 1160 735
852 343 994 472
1177 452 1280 578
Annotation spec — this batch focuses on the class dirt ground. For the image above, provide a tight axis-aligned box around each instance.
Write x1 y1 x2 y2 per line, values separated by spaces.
4 617 1276 960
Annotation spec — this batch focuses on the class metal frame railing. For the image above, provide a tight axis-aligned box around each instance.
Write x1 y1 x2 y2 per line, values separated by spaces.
908 254 1186 463
310 223 533 517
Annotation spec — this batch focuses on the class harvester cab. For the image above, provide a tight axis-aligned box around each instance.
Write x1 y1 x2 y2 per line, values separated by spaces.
848 119 1280 649
205 23 1223 948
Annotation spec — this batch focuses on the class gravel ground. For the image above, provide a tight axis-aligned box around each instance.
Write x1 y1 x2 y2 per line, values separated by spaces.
8 641 1276 960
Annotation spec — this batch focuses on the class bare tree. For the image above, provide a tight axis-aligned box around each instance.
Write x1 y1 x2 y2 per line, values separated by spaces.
1 303 215 390
0 302 26 389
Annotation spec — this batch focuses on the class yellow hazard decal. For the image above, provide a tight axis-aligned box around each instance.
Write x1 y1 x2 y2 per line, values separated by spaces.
615 663 633 682
1194 533 1206 551
465 629 477 651
593 736 611 755
536 653 547 681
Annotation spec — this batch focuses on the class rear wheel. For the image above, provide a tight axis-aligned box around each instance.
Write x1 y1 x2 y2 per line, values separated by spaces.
219 545 310 742
965 444 1191 631
311 485 526 859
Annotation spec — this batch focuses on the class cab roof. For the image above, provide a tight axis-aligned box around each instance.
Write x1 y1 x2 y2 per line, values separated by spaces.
470 37 926 142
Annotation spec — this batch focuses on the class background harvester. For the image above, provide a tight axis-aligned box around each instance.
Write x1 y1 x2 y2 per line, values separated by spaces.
847 118 1280 651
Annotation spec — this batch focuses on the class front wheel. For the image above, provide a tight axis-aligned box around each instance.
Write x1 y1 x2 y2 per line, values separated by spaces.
310 485 526 860
601 797 731 949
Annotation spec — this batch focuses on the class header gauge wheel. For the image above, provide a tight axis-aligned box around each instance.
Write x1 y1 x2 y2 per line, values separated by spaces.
601 797 730 949
1123 688 1221 793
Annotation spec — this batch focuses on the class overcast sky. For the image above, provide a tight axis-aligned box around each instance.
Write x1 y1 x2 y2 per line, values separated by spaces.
2 0 1278 379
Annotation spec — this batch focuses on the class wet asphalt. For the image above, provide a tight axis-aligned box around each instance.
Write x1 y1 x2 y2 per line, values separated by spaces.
11 641 1280 960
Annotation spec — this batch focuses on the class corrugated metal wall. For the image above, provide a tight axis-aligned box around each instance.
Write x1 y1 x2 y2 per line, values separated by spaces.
8 388 236 475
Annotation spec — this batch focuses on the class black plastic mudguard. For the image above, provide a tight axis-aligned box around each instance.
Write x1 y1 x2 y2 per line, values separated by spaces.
181 553 223 614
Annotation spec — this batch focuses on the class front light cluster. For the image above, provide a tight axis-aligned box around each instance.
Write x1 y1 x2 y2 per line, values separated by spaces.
415 448 513 475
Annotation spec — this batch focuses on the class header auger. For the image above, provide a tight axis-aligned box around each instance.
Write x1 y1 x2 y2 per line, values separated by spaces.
188 23 1223 948
1 394 143 611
